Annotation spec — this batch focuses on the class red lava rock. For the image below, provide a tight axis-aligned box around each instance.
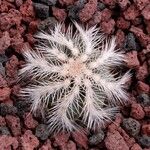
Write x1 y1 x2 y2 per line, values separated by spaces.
20 130 39 150
101 19 115 34
0 9 22 31
79 0 97 22
145 20 150 34
72 131 88 149
116 29 125 48
144 106 150 117
5 55 19 78
88 9 112 26
136 63 148 81
26 33 37 45
0 135 18 149
101 0 116 7
28 20 40 34
117 0 130 10
0 1 9 13
0 31 11 54
138 51 146 63
108 114 123 132
0 116 6 126
0 75 7 88
132 17 143 26
23 113 38 129
123 5 139 20
53 132 70 150
20 0 35 23
12 84 20 96
5 115 21 136
88 11 102 26
100 8 112 22
10 32 24 52
15 0 23 8
67 140 77 150
134 0 150 10
59 0 74 6
3 98 13 105
130 103 145 120
52 7 67 22
131 143 142 150
142 4 150 20
130 26 150 47
142 124 150 136
118 127 136 148
105 131 129 150
136 81 150 94
39 139 53 150
116 17 130 30
0 87 11 102
125 51 140 68
0 0 15 13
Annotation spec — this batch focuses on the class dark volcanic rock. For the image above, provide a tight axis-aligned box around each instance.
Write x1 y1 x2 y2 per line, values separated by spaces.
122 118 141 137
137 135 150 148
35 124 49 140
0 103 17 116
124 33 137 51
137 93 150 106
89 130 105 145
33 3 49 19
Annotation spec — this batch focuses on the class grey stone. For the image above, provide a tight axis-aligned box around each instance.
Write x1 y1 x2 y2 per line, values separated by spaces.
137 93 150 106
33 3 49 19
122 118 141 137
0 103 17 116
35 124 49 140
89 130 105 145
0 126 11 135
137 135 150 148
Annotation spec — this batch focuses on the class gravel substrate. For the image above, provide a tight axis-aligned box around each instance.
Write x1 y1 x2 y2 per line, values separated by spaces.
0 0 150 149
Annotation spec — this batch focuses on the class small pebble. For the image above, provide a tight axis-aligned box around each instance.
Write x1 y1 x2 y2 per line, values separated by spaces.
137 135 150 148
105 131 129 150
79 0 97 22
97 2 106 10
0 126 11 135
53 132 70 149
20 130 39 149
89 130 105 145
5 115 21 136
68 5 80 20
122 118 141 137
33 3 49 19
142 124 150 136
136 81 150 94
35 124 49 140
136 63 148 81
142 4 150 20
52 7 67 21
23 113 38 129
124 33 137 51
137 93 150 106
15 100 31 117
38 17 57 32
125 51 140 68
0 103 17 116
130 103 145 120
123 5 139 20
15 0 23 7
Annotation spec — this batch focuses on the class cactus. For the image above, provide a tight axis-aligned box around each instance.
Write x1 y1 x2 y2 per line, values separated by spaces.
19 22 130 133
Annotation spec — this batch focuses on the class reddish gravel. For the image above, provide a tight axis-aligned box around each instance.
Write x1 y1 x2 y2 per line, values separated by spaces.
0 0 150 149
